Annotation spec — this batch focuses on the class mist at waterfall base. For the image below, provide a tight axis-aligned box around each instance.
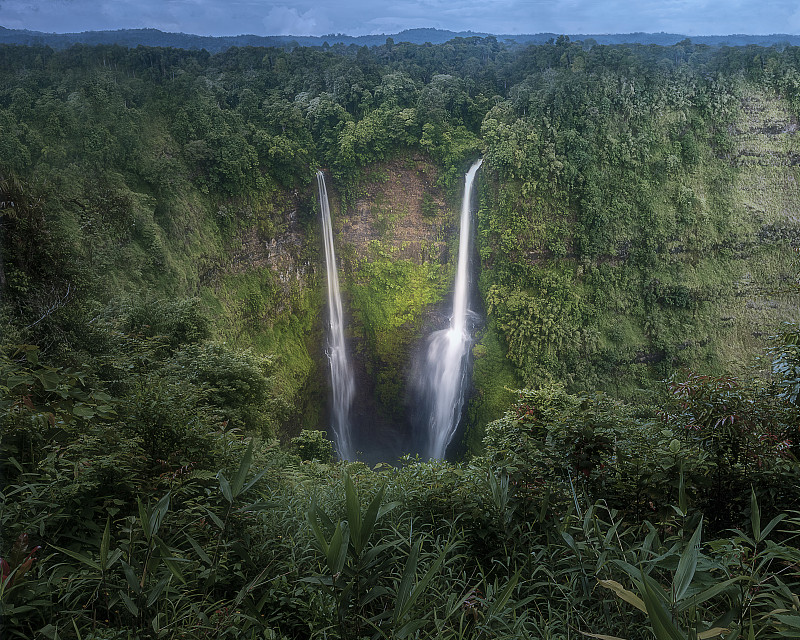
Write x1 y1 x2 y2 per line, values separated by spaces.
318 161 482 463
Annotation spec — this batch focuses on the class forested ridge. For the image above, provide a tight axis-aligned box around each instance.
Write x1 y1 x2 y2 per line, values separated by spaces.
1 37 800 638
4 26 800 51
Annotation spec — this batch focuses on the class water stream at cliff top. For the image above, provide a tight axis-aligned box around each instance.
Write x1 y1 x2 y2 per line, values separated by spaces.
419 159 482 459
317 170 355 460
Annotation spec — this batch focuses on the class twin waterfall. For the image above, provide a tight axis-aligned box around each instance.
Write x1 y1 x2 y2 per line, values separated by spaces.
317 160 482 461
317 171 356 461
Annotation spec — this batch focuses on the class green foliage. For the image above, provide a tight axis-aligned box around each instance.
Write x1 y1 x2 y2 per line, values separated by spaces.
123 297 211 348
486 270 592 386
771 323 800 406
347 243 448 412
173 342 273 435
291 430 334 463
481 382 799 529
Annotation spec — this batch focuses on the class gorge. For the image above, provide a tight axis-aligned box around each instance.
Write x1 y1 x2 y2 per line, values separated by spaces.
319 160 483 461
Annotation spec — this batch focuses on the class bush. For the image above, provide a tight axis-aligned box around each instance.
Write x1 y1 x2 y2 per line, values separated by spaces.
291 429 334 463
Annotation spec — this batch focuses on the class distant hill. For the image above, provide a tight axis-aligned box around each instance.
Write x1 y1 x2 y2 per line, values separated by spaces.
1 25 799 52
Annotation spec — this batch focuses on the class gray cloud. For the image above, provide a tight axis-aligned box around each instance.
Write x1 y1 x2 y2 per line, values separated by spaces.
0 0 798 36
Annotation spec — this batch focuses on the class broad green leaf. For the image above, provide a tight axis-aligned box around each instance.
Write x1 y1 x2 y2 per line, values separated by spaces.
487 570 520 616
145 576 169 608
395 619 427 639
205 509 225 531
5 605 38 615
378 501 400 519
394 540 421 622
344 474 362 552
308 504 330 555
677 577 744 612
238 499 276 513
773 614 800 628
612 561 670 605
120 591 139 616
52 545 101 571
561 530 576 551
327 522 349 576
71 404 95 418
36 370 61 391
674 518 703 602
6 374 33 389
315 502 335 534
149 493 170 539
121 560 141 594
106 548 123 569
185 534 212 566
137 497 150 540
598 579 647 614
154 536 186 585
361 585 389 607
240 466 269 496
358 484 386 555
698 628 729 639
640 573 685 640
218 472 233 503
760 514 786 543
231 440 254 498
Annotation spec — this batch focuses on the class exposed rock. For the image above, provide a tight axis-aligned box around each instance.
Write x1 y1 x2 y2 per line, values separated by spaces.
337 155 450 262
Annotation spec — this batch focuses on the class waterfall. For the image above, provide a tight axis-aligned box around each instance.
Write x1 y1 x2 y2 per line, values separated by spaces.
317 171 355 460
421 159 482 459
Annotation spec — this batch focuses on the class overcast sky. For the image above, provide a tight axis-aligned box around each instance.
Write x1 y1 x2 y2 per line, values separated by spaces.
2 0 799 37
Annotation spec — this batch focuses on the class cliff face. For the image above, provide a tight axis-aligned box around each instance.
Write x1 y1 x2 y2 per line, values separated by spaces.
724 87 800 360
197 190 325 439
325 155 459 461
656 85 800 373
198 155 462 456
336 156 450 263
465 83 800 448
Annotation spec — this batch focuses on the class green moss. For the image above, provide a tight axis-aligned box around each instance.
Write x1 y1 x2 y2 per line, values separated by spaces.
201 264 324 433
347 241 449 413
464 322 520 454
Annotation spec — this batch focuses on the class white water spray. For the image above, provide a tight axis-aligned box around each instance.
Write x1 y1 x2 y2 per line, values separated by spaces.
422 159 482 459
317 171 355 460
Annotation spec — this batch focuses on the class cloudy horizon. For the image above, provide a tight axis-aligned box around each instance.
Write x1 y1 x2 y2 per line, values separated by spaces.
1 0 799 38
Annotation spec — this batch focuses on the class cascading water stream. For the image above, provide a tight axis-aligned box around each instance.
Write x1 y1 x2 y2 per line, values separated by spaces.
421 159 482 459
317 171 355 460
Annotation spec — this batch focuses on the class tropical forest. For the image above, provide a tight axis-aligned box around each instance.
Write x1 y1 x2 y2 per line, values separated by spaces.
1 34 800 639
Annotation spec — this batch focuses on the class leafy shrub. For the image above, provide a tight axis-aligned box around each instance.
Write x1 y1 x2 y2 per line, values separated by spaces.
123 297 210 348
291 430 334 463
